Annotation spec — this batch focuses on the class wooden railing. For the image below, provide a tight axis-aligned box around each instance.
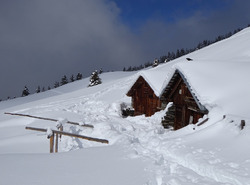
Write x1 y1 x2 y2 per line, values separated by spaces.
26 126 109 153
5 112 108 153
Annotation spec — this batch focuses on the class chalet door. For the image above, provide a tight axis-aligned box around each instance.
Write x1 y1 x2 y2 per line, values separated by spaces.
142 86 150 116
175 106 190 130
175 106 183 130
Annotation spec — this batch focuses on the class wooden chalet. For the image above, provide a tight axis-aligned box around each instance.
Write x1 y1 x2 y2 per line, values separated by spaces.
127 76 161 117
161 70 208 130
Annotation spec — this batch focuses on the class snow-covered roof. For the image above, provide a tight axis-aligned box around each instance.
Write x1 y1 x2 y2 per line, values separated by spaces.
127 59 182 97
173 61 250 118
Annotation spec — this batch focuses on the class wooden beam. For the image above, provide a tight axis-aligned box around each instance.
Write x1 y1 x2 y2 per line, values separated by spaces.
240 120 245 130
25 126 109 144
187 106 200 112
168 78 182 98
5 112 94 128
50 133 54 153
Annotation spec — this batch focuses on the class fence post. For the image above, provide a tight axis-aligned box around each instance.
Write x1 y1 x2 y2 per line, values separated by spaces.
240 120 246 130
49 133 54 153
55 133 58 153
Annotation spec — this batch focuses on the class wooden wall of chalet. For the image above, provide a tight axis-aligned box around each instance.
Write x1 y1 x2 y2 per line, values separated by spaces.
127 76 161 117
161 72 206 130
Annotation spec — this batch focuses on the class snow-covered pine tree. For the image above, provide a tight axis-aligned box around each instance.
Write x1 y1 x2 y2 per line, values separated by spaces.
22 86 30 97
88 70 102 87
152 59 159 67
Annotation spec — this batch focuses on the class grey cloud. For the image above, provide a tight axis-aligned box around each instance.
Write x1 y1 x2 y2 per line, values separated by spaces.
0 0 146 99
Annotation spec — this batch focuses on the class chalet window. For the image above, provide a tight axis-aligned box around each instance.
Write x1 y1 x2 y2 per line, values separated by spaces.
179 89 182 94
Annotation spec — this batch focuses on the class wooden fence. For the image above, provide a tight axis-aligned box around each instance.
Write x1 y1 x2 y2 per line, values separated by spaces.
5 112 108 153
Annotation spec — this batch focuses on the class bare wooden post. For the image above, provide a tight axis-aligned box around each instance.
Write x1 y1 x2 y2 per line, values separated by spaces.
49 133 54 153
240 120 246 130
55 133 58 153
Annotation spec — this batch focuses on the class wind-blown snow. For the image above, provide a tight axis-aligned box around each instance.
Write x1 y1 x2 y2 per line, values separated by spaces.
1 28 250 185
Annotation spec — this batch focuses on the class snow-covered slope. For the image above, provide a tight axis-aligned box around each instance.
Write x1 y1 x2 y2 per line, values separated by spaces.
1 28 250 185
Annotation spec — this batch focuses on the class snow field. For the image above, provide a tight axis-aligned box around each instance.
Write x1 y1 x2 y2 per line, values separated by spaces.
1 28 250 184
1 70 250 184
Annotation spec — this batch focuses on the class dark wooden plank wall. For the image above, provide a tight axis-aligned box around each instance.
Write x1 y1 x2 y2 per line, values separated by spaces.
163 73 205 130
128 76 161 117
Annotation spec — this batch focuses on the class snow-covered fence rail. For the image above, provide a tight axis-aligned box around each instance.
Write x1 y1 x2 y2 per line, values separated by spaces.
4 112 94 128
26 126 109 153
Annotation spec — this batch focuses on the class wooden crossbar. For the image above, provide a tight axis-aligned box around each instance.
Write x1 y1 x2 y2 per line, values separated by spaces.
26 126 109 144
5 112 94 128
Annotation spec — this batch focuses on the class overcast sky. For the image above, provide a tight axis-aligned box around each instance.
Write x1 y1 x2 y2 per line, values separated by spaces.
1 0 250 99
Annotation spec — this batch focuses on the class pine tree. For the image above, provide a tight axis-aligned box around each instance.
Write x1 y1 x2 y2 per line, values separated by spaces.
54 81 60 88
70 75 75 82
88 70 102 87
60 75 68 86
36 86 41 93
160 56 167 63
176 49 181 58
48 86 51 90
127 66 132 71
76 73 83 80
22 86 30 97
180 48 185 56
